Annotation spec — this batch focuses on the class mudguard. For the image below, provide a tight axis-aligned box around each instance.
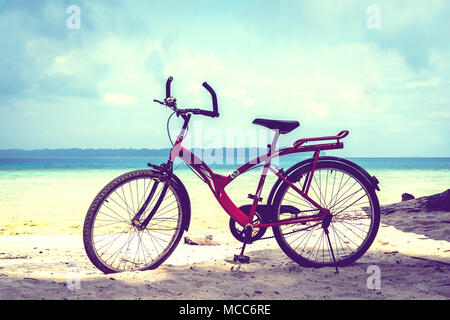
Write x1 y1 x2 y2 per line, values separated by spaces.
267 156 380 207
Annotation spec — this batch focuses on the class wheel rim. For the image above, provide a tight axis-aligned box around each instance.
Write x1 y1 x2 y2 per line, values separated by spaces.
277 166 375 266
90 176 182 272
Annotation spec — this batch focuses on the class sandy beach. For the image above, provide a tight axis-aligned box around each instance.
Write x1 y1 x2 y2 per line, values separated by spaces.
0 206 449 300
2 0 450 305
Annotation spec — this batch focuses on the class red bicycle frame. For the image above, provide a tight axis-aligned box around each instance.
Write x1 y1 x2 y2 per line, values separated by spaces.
169 114 349 229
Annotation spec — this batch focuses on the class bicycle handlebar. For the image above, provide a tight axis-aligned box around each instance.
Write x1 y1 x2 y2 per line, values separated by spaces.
202 82 219 117
165 76 173 99
160 76 219 118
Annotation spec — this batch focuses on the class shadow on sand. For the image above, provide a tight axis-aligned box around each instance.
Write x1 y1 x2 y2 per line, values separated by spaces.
0 245 449 300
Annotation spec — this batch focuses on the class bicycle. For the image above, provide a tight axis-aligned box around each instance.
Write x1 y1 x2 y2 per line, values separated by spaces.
83 76 381 274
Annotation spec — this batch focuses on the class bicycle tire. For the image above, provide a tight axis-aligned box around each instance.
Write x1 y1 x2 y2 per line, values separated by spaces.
83 170 186 273
272 160 380 268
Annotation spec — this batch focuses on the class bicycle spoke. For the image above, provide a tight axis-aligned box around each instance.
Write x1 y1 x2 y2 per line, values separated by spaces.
98 207 130 225
109 192 134 220
329 173 351 210
329 185 363 212
330 179 358 211
128 182 136 214
327 169 337 208
333 194 367 216
333 219 369 242
324 169 329 206
120 185 134 215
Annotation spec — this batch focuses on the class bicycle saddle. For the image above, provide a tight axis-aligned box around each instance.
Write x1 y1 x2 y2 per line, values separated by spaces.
252 118 300 134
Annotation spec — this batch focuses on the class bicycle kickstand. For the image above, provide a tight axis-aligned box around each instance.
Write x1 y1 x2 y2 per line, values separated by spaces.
322 214 339 274
324 228 339 274
233 225 252 263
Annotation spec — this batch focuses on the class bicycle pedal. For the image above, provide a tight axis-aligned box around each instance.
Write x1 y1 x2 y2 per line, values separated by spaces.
233 254 250 263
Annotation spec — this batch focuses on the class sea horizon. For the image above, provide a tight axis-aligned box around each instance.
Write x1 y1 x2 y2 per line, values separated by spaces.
0 148 449 158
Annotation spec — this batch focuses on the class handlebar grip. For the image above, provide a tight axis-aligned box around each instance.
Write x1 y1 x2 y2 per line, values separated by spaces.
337 130 349 138
198 110 217 117
202 82 219 117
166 76 173 98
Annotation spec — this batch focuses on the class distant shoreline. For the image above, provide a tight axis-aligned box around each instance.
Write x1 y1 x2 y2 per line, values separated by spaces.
0 148 174 158
0 149 449 159
0 147 306 159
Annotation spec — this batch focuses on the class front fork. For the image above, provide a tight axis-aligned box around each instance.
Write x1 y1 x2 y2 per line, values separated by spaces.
131 161 173 230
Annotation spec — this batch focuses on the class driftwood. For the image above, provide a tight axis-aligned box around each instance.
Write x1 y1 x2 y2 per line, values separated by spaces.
381 189 450 215
184 235 219 246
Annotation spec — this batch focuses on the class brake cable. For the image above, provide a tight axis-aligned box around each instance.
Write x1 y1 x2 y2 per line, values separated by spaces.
166 111 205 182
166 111 176 147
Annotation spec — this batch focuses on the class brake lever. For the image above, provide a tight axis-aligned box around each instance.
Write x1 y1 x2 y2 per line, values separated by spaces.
153 99 165 105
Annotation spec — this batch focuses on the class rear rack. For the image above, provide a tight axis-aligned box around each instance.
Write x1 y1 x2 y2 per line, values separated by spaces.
293 130 349 152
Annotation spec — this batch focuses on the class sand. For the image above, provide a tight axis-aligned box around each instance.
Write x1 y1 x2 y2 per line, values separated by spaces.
0 208 449 300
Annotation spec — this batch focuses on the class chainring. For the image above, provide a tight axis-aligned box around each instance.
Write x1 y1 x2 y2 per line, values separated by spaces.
229 205 267 243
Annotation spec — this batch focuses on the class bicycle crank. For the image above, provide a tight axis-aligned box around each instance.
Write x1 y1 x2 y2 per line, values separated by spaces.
229 206 267 243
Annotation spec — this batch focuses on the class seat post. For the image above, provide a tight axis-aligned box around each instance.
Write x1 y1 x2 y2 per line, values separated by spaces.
268 130 280 157
253 129 280 202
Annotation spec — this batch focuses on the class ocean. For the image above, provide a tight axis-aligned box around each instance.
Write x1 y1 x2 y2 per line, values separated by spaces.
0 156 449 236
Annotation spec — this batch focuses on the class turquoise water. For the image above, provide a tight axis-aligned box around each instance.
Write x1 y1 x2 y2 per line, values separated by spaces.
1 156 449 206
1 156 449 171
0 156 448 235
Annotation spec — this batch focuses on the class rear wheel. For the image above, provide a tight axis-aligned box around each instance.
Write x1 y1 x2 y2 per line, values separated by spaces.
83 170 186 273
272 161 380 268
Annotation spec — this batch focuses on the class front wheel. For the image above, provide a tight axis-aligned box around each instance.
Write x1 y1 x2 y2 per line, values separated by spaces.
272 161 380 268
83 170 187 273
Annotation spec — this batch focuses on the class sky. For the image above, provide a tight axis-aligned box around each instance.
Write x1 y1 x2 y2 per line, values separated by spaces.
0 0 449 156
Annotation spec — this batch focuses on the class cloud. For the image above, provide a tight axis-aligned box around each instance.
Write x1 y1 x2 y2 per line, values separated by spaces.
103 93 136 106
221 88 246 99
405 77 440 88
145 50 165 81
0 1 449 155
45 51 84 76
